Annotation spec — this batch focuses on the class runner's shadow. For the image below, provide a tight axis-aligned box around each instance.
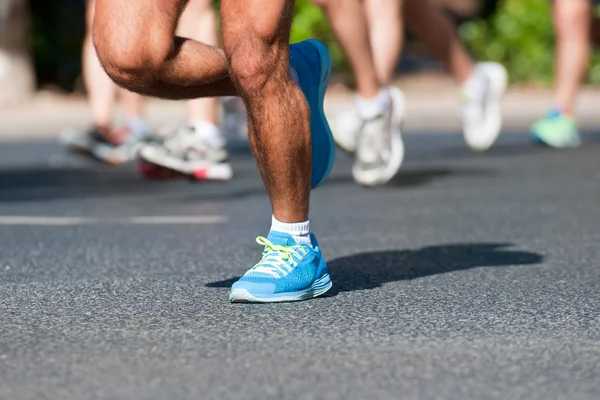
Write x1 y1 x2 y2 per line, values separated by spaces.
324 243 542 296
322 166 494 188
205 243 543 295
424 131 600 162
0 166 156 202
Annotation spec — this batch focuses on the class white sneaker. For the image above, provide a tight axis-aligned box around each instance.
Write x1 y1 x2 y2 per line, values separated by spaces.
352 97 404 186
59 125 147 165
333 86 406 154
461 62 508 151
139 125 233 181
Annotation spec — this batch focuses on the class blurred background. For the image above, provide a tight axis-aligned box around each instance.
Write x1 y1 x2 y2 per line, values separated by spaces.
2 3 600 396
0 0 598 98
1 0 600 137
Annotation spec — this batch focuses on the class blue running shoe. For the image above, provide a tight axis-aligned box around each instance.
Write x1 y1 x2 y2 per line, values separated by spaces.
290 40 336 189
530 109 581 148
229 231 332 303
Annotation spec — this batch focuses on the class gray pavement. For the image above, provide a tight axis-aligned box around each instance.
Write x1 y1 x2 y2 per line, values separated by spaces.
0 130 599 399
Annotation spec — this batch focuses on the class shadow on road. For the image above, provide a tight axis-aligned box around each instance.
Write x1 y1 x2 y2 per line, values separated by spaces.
303 163 495 190
0 165 176 202
205 243 543 295
324 243 542 296
386 166 493 187
417 130 600 163
0 160 494 203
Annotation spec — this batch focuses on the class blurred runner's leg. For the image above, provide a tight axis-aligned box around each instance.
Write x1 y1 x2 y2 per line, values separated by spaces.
60 0 149 164
316 0 405 186
531 0 590 148
405 0 507 151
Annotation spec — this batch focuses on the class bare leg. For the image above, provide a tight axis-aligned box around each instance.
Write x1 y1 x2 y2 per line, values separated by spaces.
404 0 474 83
93 0 236 99
314 0 380 98
119 89 144 120
553 0 591 112
83 0 116 132
221 0 310 222
363 0 403 86
179 0 219 124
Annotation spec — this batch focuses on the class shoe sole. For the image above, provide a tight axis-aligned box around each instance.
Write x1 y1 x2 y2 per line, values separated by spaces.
297 39 336 190
352 102 405 187
138 158 182 180
352 131 405 187
333 88 406 155
530 129 582 148
139 146 233 181
465 63 508 152
229 273 333 303
389 86 407 128
61 135 130 165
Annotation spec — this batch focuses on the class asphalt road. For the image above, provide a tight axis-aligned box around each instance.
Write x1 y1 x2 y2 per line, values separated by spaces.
0 131 599 400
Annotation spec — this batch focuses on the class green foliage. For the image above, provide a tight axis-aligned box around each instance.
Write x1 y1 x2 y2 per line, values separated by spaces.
29 0 600 88
30 0 85 89
291 0 348 72
460 0 600 84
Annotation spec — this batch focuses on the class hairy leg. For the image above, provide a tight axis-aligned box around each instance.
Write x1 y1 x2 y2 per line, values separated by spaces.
221 0 311 222
93 0 235 99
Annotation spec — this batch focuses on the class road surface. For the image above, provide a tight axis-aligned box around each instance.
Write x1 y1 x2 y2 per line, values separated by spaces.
0 131 599 399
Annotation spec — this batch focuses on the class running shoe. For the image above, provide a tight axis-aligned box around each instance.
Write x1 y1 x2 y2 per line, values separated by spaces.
229 231 332 303
138 125 233 181
333 86 406 154
530 109 581 148
352 94 405 186
461 62 508 151
290 39 336 189
59 125 146 165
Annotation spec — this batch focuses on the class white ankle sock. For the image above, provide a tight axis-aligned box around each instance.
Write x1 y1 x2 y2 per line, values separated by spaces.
191 120 226 149
462 67 487 100
270 215 312 246
126 117 148 139
356 88 390 120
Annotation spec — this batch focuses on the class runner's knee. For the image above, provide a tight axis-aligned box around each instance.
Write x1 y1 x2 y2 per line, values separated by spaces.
227 35 287 98
92 12 173 92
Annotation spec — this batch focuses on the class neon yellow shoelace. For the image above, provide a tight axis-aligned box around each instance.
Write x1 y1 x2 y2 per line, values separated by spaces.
250 236 308 277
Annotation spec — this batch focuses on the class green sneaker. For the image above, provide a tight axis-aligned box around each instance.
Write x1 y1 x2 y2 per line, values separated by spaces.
530 109 581 148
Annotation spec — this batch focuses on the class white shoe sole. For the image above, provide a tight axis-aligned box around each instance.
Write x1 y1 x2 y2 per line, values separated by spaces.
389 86 407 127
464 63 508 152
60 129 135 165
352 125 405 187
139 145 233 181
333 86 407 155
229 274 333 303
